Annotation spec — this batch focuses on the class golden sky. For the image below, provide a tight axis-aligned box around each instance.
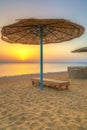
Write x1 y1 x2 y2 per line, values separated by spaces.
0 39 86 63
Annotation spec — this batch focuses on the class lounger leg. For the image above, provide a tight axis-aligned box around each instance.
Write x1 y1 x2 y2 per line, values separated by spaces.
66 85 68 90
32 81 35 85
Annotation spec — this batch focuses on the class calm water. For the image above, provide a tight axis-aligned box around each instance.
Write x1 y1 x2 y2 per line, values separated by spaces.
0 63 87 77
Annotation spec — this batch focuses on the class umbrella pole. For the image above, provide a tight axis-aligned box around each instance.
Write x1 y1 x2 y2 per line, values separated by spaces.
39 26 43 90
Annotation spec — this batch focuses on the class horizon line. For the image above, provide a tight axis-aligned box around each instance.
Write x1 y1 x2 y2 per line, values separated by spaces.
0 61 87 64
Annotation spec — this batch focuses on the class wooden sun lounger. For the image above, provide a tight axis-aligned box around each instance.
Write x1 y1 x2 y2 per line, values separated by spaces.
31 78 70 90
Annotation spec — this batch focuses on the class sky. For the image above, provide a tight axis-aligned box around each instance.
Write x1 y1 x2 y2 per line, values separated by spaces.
0 0 87 63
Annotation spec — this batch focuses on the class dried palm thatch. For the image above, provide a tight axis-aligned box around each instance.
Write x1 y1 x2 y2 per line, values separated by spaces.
72 47 87 53
1 18 85 45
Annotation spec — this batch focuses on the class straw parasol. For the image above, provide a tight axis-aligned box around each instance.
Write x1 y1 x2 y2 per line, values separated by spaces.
1 18 85 90
72 47 87 53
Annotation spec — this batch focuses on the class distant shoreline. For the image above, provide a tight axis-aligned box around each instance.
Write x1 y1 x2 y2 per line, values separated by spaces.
0 71 67 79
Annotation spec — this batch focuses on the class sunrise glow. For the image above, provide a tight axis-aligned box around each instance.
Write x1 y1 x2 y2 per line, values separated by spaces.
15 47 30 61
11 45 40 62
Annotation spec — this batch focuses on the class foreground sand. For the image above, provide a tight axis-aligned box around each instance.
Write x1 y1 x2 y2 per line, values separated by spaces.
0 72 87 130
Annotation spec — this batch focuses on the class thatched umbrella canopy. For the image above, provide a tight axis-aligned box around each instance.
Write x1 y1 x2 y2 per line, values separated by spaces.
1 18 85 90
72 47 87 53
1 18 84 44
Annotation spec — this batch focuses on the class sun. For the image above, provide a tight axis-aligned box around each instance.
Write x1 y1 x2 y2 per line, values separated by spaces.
21 57 25 61
11 45 39 62
19 51 27 60
15 47 29 61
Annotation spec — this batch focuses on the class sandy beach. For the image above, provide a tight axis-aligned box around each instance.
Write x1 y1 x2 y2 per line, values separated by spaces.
0 72 87 130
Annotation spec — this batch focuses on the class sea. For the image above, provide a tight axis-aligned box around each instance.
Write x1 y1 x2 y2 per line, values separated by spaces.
0 63 87 77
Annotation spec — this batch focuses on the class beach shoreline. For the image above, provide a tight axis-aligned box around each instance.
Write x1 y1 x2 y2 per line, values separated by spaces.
0 71 87 129
0 71 67 78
